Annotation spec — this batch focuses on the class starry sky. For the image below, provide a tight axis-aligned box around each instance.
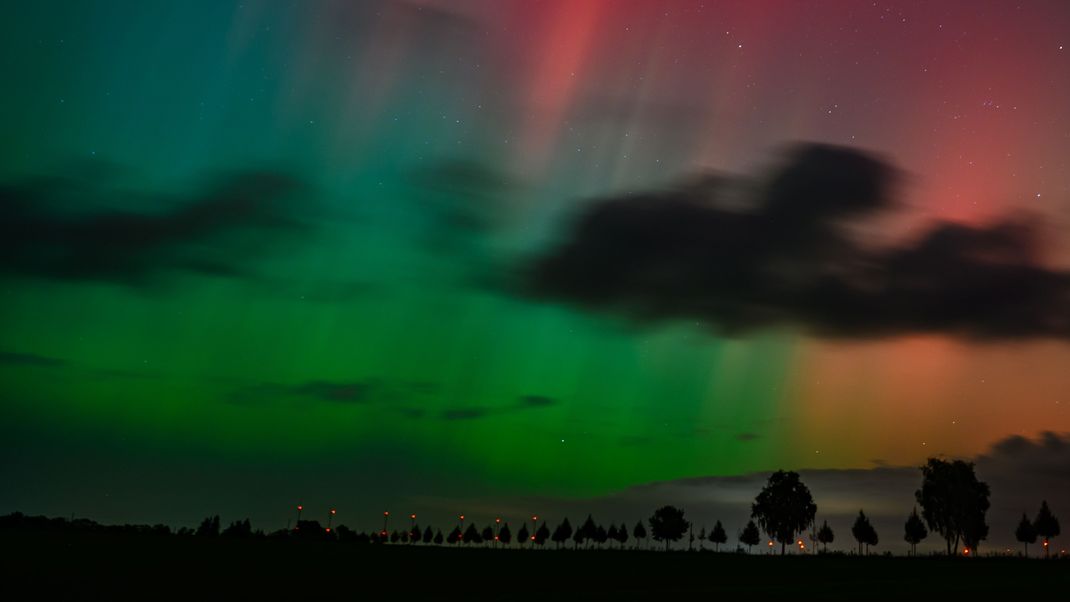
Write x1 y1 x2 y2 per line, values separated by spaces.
2 0 1069 546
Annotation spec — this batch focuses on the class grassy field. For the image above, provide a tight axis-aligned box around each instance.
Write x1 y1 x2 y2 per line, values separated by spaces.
4 530 1068 600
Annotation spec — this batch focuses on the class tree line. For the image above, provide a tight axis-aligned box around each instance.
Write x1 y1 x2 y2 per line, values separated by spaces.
2 458 1062 557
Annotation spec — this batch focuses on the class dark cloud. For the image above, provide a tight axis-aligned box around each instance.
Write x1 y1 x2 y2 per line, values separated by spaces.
0 167 310 286
735 432 760 442
229 380 379 405
0 350 69 368
524 142 1070 340
441 408 490 421
519 394 556 408
440 394 559 421
226 379 446 415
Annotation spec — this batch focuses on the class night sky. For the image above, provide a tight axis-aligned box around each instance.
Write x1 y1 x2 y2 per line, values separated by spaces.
2 0 1069 550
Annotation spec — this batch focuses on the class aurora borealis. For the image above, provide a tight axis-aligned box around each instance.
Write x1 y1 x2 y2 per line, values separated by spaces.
2 0 1070 545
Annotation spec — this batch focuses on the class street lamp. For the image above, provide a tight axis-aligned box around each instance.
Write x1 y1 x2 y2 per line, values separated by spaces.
295 504 303 530
327 508 336 533
531 515 538 542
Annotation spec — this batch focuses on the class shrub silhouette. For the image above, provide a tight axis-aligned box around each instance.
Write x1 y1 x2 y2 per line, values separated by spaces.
517 524 530 547
498 522 512 545
648 505 689 551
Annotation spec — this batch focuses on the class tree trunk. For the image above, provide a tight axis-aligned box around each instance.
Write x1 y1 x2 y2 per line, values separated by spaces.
665 540 670 552
781 541 786 555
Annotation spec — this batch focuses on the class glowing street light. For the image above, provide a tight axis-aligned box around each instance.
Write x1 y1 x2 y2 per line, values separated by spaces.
295 504 303 530
326 508 336 532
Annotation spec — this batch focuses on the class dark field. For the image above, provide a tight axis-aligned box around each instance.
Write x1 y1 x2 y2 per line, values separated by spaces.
4 530 1068 600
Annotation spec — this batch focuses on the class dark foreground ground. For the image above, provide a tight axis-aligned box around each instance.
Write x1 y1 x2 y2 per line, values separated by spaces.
3 530 1068 600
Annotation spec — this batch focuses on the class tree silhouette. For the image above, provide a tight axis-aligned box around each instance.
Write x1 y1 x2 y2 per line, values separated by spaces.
709 521 727 552
517 524 530 547
648 505 689 552
1015 513 1037 558
852 510 878 555
751 470 817 555
572 524 585 549
552 518 573 549
962 513 988 555
915 458 991 556
579 515 597 549
534 521 550 546
447 526 462 544
221 518 251 538
816 520 834 553
481 525 494 546
422 525 433 544
607 524 619 548
499 522 512 546
433 529 444 545
739 520 760 553
904 508 927 556
463 523 482 544
410 523 421 544
334 524 354 542
594 524 608 548
196 515 220 537
1034 500 1060 558
633 520 647 550
616 522 629 549
389 530 400 544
